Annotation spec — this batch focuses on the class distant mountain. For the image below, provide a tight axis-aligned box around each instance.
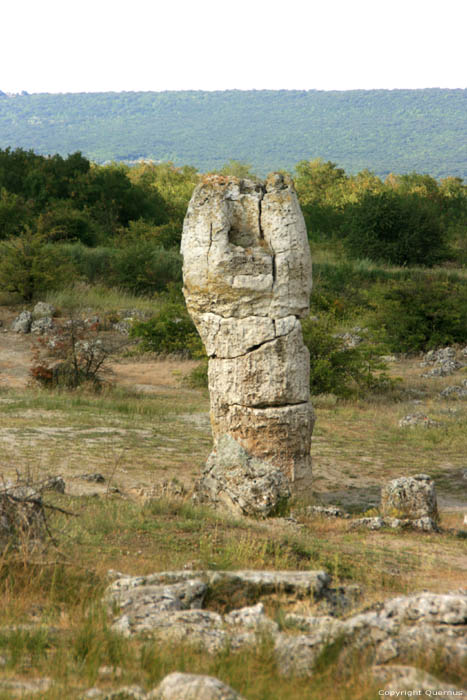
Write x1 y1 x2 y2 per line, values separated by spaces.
0 89 465 179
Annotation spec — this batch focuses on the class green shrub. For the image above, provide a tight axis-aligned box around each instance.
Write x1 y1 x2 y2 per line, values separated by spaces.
344 190 448 266
372 277 467 352
0 188 32 239
110 242 182 296
36 200 98 245
130 299 203 357
60 243 115 284
185 359 208 388
0 229 74 301
301 316 391 398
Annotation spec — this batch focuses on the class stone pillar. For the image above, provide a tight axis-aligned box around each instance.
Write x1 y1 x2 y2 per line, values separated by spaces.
181 174 314 516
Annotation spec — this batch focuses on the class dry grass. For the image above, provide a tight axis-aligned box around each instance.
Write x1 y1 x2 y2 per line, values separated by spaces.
0 337 465 697
0 491 464 698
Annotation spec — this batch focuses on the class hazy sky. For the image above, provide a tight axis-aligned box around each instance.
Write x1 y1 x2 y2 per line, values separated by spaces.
3 0 466 93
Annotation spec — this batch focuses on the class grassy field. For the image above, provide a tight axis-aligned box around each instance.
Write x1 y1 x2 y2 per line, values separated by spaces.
0 282 466 697
0 366 466 697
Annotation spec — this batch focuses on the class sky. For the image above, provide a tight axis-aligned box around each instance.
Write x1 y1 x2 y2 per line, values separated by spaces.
2 0 466 93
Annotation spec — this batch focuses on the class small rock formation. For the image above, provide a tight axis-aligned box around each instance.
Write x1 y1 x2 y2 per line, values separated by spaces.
349 515 439 533
106 569 331 644
32 301 55 318
181 174 314 515
11 310 32 333
31 316 54 334
420 346 465 377
398 413 440 428
380 474 438 521
104 570 467 683
440 380 467 400
0 677 53 696
274 590 467 677
347 475 440 532
371 665 463 694
150 672 245 700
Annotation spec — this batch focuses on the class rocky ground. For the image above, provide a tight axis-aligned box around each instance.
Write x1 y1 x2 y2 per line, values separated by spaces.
0 304 466 698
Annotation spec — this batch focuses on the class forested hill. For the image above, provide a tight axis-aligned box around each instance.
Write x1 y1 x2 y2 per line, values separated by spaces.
0 89 466 179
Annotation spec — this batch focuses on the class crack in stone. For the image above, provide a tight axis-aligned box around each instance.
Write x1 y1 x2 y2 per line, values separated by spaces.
227 401 310 410
206 325 298 360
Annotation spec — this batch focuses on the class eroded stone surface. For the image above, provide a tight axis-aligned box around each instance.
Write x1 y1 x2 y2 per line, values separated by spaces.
371 665 463 693
106 569 331 646
11 310 32 333
193 434 291 517
380 474 438 520
181 174 314 514
274 591 467 677
105 571 467 683
149 672 246 700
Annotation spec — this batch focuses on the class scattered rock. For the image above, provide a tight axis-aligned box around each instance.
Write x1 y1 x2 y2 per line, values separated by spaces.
81 690 105 699
224 602 279 635
108 578 208 637
371 664 463 693
207 569 331 599
182 174 314 515
106 569 331 646
380 474 438 521
149 672 246 700
11 310 32 333
31 315 54 334
293 505 350 519
274 591 467 677
78 473 106 483
398 413 440 428
102 687 146 700
422 361 462 377
335 327 366 349
104 570 466 682
349 516 385 531
193 434 291 518
349 516 439 533
45 475 66 493
112 319 133 335
0 677 53 696
84 315 101 328
440 381 467 400
420 346 464 377
33 301 55 318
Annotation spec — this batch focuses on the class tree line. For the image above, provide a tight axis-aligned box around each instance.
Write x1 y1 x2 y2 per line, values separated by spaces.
0 89 466 179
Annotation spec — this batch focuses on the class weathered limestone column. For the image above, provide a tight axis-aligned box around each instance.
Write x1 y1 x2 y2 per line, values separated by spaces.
181 174 314 516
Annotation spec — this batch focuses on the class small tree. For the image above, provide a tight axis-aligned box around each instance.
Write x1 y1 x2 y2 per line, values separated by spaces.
301 316 391 398
372 277 467 352
30 317 124 389
344 190 447 266
0 227 73 301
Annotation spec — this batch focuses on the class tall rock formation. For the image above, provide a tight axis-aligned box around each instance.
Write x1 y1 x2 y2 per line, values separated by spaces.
181 174 314 516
